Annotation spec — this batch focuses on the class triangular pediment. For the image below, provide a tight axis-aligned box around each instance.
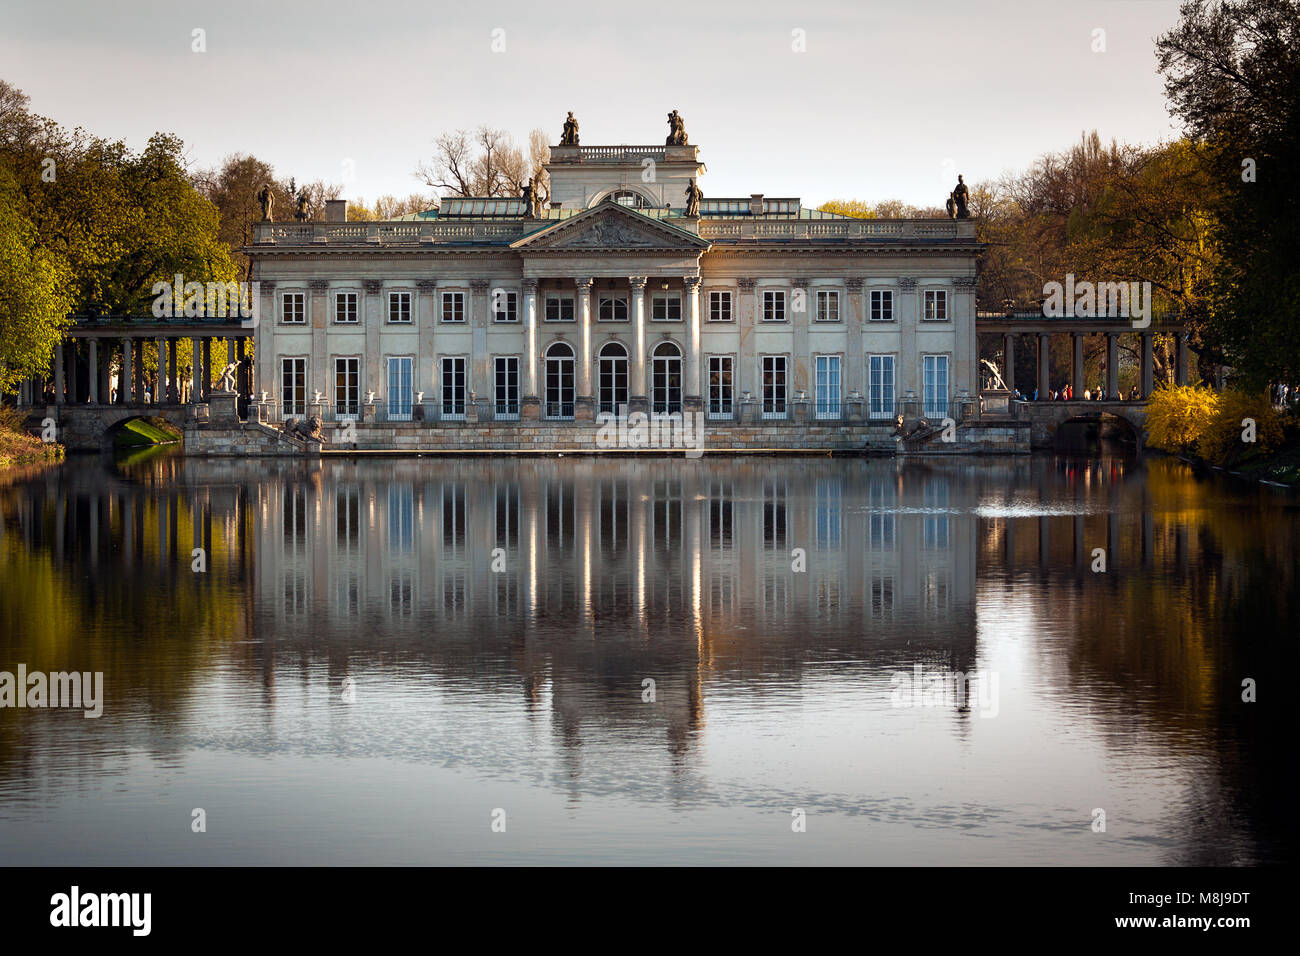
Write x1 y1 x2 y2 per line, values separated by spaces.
512 202 711 252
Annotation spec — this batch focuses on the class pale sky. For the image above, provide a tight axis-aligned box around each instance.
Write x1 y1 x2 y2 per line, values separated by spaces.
1 0 1187 208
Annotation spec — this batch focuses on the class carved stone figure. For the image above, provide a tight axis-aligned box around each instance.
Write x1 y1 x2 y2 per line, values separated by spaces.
257 184 274 221
666 109 688 146
684 178 702 217
561 112 579 145
217 362 238 392
282 416 326 442
951 175 970 219
294 188 310 222
521 179 538 217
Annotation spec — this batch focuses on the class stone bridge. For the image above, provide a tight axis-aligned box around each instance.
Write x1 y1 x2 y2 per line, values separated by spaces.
1017 400 1146 450
29 403 194 452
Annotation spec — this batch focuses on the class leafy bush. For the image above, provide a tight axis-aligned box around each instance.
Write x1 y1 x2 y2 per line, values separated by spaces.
1197 389 1285 465
1144 384 1219 454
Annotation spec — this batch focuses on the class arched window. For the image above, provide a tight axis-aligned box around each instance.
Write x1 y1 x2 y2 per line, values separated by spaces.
651 342 682 414
545 342 575 419
598 342 629 414
609 190 648 208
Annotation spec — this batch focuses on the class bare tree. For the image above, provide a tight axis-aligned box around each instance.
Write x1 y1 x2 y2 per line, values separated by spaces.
416 125 551 200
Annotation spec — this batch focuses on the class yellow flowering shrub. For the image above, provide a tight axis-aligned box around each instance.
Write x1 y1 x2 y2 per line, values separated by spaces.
1197 390 1285 465
1144 384 1219 454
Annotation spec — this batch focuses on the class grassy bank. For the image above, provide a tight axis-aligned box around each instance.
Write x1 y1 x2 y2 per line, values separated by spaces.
0 406 63 470
113 417 182 448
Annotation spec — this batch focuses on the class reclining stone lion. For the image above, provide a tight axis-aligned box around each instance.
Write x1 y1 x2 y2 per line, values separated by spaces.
281 416 327 442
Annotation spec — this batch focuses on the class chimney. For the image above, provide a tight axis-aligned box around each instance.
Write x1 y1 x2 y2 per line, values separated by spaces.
749 193 764 216
325 199 348 223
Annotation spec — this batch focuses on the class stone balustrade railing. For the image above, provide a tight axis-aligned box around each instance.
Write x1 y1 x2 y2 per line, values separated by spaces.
698 219 976 240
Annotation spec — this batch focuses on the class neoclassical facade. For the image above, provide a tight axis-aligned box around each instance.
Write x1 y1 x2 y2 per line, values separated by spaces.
248 126 980 429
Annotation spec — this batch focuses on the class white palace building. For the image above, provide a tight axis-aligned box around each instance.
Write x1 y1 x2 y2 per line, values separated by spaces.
247 116 981 444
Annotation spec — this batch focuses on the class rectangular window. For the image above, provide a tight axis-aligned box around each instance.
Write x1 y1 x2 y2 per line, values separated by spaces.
545 295 574 322
815 355 841 418
494 356 519 419
708 356 733 419
280 357 306 416
441 291 466 323
386 356 413 420
761 355 787 418
709 291 732 322
282 292 305 324
652 293 681 321
387 291 411 324
441 356 467 420
334 291 358 324
598 295 628 322
815 290 840 323
762 290 786 323
869 355 896 419
334 357 359 419
923 354 949 419
493 291 518 323
924 289 948 321
870 289 894 322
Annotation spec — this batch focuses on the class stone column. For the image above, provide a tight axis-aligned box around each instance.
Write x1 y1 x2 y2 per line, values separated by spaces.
737 277 756 406
1176 332 1189 385
846 278 865 402
255 281 275 406
155 337 167 403
791 278 810 397
1106 333 1119 398
898 277 919 397
1002 333 1016 394
469 279 492 420
121 338 133 404
191 337 202 404
953 275 979 396
201 338 212 400
168 338 179 403
1140 331 1154 398
88 340 99 404
684 274 702 408
1071 332 1084 394
1036 332 1050 399
575 277 594 420
629 276 648 413
521 278 539 419
416 279 437 407
54 339 66 405
309 279 329 410
135 337 145 403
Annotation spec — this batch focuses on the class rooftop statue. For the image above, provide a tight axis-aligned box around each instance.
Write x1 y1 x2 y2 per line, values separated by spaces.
561 111 579 146
521 178 539 217
257 184 273 222
950 175 970 219
294 188 310 222
666 109 688 146
684 178 702 217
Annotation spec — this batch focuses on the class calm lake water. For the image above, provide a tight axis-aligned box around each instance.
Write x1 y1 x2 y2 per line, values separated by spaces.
1 450 1296 865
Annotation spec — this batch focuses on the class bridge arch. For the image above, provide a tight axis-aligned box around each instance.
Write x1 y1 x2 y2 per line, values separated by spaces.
1020 401 1146 451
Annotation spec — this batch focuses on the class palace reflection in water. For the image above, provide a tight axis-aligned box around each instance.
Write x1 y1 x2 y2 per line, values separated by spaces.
0 452 1295 865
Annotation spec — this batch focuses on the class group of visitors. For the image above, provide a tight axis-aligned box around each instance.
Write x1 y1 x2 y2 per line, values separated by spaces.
1013 385 1141 402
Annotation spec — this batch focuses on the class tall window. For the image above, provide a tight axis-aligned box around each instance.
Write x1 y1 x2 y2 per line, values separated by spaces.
814 355 841 418
598 342 629 414
923 354 949 418
709 291 732 322
282 292 305 324
545 342 575 418
545 295 574 322
494 356 520 419
441 356 467 420
708 356 733 418
870 289 894 322
652 293 681 321
869 355 896 419
335 291 358 324
762 290 786 323
441 291 466 323
923 289 948 320
598 295 628 321
651 342 682 414
761 355 787 418
493 290 518 323
280 357 306 416
388 291 411 324
387 356 413 420
334 357 359 419
815 290 840 323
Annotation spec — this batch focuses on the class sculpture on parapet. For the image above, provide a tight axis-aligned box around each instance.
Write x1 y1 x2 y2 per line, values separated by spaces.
217 362 239 392
684 178 702 217
294 188 310 222
521 178 539 217
560 111 579 145
281 416 326 442
949 175 970 219
257 184 274 221
666 109 688 146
